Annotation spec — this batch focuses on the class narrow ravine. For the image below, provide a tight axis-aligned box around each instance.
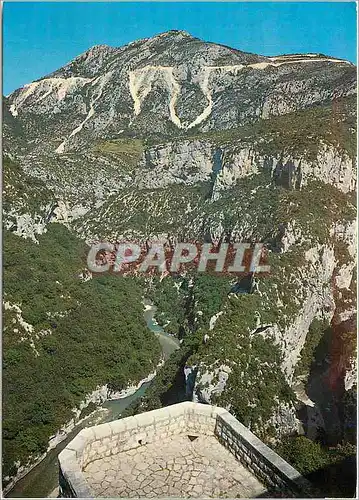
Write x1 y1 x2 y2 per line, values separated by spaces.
6 301 180 498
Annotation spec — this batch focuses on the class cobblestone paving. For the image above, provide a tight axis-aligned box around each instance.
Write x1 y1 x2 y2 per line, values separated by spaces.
83 434 267 497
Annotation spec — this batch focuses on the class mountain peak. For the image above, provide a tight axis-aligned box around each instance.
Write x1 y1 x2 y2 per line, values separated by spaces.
143 29 197 44
5 29 356 155
153 29 194 38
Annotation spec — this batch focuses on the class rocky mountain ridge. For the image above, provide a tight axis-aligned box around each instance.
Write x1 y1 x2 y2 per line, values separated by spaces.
4 30 356 155
3 31 357 491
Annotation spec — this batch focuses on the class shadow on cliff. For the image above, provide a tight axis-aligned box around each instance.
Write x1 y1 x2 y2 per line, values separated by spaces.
303 454 357 497
304 318 356 446
255 453 356 497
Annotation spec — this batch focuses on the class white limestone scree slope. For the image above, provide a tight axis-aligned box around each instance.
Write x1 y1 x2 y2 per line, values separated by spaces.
128 57 351 131
58 402 315 498
4 30 355 156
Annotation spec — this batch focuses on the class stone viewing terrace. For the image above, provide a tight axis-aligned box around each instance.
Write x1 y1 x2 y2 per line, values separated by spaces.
58 402 314 498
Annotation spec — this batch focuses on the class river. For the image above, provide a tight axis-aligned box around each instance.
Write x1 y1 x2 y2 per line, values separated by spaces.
6 302 180 498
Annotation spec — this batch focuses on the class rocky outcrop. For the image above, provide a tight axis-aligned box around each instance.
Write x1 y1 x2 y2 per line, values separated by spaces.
184 213 355 439
136 140 214 188
193 365 232 404
277 244 338 379
3 209 51 242
136 139 356 195
3 29 356 482
4 31 355 154
344 360 357 391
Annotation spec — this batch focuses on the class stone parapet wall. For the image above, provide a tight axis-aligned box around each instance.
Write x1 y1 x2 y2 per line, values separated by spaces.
59 402 313 498
214 411 315 498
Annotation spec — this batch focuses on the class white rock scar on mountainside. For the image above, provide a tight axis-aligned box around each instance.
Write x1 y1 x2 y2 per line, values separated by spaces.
56 73 113 153
128 57 350 130
129 66 183 128
9 77 93 118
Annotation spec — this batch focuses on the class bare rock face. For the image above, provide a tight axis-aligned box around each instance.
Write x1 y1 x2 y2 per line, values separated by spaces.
344 361 357 391
193 365 232 404
3 30 357 447
136 140 215 188
4 30 356 155
135 139 356 195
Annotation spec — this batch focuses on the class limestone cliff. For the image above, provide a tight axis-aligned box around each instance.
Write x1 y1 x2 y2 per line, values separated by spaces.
3 30 356 470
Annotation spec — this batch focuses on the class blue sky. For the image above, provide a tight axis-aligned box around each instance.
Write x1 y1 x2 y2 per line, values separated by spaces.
3 2 357 95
